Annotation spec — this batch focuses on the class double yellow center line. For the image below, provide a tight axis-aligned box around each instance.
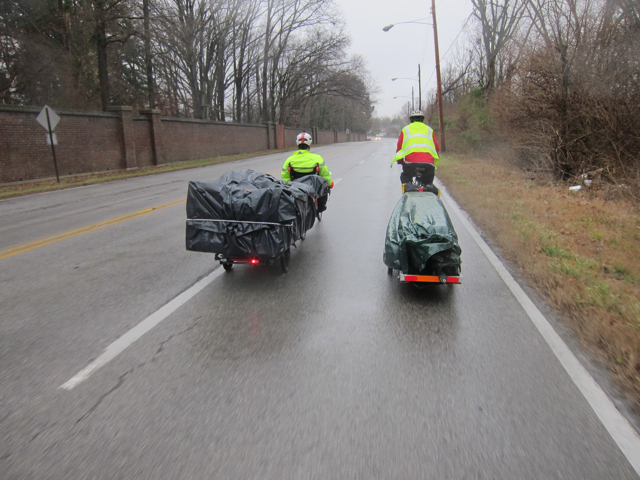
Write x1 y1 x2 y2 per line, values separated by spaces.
0 197 185 261
2 145 365 261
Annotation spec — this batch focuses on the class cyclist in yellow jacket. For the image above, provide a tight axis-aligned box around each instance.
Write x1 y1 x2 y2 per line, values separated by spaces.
281 132 334 187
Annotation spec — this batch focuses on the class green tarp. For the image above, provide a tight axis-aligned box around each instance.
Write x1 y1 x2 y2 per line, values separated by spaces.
383 192 462 276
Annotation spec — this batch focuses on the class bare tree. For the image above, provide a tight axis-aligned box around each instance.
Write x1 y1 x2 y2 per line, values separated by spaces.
155 0 247 119
471 0 529 93
230 0 261 122
142 0 155 108
0 0 376 130
259 0 340 122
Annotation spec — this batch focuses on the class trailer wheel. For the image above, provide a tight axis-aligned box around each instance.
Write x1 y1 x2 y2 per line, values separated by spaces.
316 211 322 222
280 249 290 273
223 262 233 272
387 267 393 276
300 228 306 240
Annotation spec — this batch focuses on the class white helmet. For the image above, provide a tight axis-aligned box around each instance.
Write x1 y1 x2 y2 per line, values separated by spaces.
296 131 313 146
409 110 424 121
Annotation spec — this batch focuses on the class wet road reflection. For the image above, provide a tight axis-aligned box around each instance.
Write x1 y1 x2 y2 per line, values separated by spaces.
1 142 637 479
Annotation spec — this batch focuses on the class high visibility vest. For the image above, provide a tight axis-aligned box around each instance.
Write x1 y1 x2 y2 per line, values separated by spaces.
281 150 331 183
392 122 439 165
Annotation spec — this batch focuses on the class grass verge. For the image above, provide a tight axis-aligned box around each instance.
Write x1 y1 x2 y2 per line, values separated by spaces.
0 148 294 200
437 152 640 409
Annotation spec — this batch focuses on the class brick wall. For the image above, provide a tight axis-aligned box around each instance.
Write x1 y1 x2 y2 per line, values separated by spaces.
133 117 154 168
0 107 123 183
316 130 334 145
284 127 299 148
0 105 362 183
161 120 269 163
284 127 336 148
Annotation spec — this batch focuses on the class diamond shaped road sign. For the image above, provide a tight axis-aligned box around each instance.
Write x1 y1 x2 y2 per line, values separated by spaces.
36 105 61 132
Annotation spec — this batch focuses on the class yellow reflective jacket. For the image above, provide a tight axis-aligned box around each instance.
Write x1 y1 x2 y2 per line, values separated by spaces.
392 122 440 167
281 149 331 183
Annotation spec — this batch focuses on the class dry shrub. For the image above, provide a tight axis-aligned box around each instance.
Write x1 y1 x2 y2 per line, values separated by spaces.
446 88 497 155
491 31 640 200
437 150 640 408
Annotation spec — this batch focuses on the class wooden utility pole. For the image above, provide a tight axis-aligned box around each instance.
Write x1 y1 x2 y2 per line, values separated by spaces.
432 0 446 151
418 64 422 111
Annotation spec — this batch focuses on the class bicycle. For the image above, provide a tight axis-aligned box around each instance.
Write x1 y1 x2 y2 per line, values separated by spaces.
401 164 440 197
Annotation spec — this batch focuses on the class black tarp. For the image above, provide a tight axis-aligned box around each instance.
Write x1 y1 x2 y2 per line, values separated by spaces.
292 174 330 214
186 170 314 259
291 174 330 198
383 192 462 276
291 174 330 225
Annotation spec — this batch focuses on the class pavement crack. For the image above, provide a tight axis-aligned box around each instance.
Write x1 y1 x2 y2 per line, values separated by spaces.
74 319 199 425
152 319 200 362
29 422 58 443
76 369 132 424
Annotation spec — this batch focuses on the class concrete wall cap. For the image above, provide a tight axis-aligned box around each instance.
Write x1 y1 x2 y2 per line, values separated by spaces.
140 109 161 114
107 106 134 112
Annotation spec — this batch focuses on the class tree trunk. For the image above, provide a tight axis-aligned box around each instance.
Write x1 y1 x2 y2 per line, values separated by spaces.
558 44 570 178
216 39 226 121
96 2 110 111
235 67 243 122
143 0 155 109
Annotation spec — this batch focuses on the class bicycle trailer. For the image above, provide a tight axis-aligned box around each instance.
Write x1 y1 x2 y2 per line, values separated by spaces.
383 191 462 284
185 170 316 273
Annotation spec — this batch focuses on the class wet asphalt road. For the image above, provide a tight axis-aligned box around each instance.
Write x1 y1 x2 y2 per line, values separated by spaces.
0 140 638 479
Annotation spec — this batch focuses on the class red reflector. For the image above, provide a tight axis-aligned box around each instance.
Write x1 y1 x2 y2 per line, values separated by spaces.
251 259 258 264
446 277 459 283
404 275 418 282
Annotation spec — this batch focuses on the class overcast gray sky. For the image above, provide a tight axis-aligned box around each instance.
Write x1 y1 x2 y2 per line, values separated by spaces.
337 0 474 118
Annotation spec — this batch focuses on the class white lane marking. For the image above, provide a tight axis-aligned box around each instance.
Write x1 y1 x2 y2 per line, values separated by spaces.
60 268 224 390
436 181 640 475
334 178 342 184
359 160 365 164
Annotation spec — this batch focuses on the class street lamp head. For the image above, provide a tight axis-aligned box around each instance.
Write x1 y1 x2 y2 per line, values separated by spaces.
382 20 432 32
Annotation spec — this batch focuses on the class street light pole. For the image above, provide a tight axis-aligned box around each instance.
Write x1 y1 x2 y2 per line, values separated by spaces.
383 15 443 149
432 0 445 151
418 64 422 111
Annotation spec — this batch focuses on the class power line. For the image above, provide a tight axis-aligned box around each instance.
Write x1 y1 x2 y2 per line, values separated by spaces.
441 13 472 61
423 13 472 90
